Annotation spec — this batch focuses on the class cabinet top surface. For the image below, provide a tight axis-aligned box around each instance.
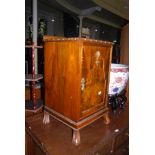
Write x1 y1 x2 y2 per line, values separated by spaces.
43 36 113 46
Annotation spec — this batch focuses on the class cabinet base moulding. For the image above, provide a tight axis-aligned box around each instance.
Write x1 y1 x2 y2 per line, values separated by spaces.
43 106 110 145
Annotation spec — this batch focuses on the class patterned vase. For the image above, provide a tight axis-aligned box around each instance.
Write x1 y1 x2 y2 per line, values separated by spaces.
108 63 129 95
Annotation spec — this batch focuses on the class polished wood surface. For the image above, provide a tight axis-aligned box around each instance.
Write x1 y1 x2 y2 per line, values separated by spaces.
44 37 113 143
44 40 82 121
25 107 129 155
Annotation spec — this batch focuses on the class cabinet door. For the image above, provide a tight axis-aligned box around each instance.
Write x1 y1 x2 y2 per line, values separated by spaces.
80 43 111 117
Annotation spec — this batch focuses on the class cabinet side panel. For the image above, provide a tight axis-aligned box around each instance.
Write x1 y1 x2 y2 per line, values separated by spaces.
62 41 82 121
44 42 62 112
44 41 81 121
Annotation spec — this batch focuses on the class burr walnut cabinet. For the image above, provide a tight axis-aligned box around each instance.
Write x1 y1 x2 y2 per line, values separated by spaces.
43 36 113 145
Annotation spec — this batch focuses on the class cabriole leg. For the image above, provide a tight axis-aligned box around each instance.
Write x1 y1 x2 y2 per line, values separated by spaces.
72 130 80 146
43 111 50 124
103 113 110 125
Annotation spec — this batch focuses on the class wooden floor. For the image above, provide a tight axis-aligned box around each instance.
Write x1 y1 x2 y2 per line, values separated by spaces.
25 107 129 155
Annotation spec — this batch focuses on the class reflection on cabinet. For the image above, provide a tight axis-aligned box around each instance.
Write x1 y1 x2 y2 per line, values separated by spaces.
43 36 113 145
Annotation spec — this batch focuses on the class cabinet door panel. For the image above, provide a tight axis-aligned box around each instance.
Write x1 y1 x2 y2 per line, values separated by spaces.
80 45 110 116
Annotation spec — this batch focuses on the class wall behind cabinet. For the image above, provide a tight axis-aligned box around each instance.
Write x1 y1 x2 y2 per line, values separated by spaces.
120 24 129 65
120 24 129 106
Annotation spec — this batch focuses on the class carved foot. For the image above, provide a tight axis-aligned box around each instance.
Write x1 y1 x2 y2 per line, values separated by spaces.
43 111 50 124
103 113 110 125
72 130 80 146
